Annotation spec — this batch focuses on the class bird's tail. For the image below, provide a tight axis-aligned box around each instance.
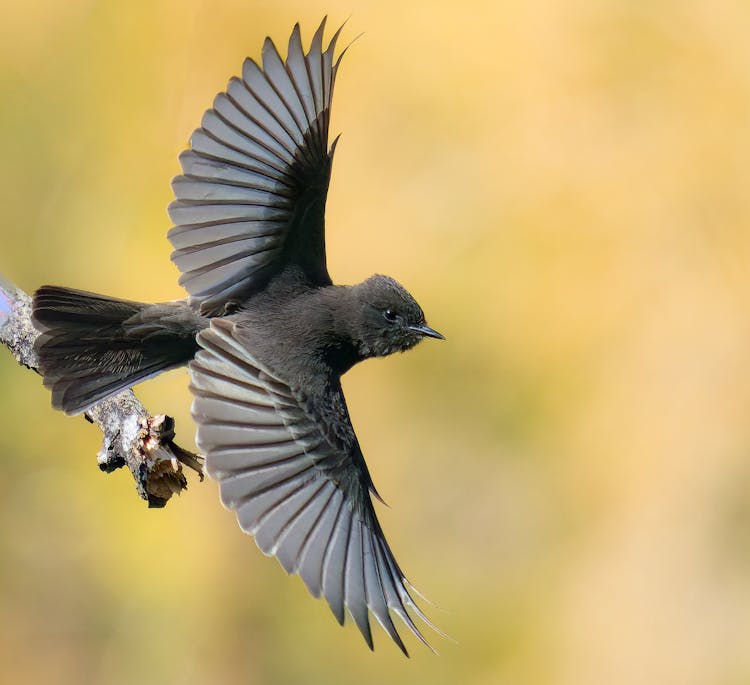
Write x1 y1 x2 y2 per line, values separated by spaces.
32 286 200 415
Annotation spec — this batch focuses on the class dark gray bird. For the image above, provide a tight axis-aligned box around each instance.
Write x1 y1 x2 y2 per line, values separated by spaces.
32 19 444 654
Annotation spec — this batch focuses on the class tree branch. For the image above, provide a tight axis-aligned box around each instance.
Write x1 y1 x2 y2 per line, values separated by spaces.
0 275 202 508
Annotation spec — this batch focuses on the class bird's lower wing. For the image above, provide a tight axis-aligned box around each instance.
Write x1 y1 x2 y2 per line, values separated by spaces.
189 318 440 655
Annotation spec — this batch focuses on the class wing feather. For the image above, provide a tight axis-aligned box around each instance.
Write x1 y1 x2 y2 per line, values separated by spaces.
346 520 373 647
189 319 437 653
176 149 291 192
297 485 344 598
213 92 297 163
287 24 317 128
321 495 351 625
241 58 304 147
274 479 335 573
261 38 309 144
169 20 344 314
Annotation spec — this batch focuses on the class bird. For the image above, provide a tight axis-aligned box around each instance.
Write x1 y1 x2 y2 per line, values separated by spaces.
31 18 444 655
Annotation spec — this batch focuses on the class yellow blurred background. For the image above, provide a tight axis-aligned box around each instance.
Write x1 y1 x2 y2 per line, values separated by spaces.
2 1 750 683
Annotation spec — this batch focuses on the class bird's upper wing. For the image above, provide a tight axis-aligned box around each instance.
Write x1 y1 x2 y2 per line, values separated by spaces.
189 318 440 655
168 20 344 316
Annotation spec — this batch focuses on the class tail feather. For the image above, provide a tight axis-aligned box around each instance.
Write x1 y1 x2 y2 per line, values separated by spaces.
34 288 143 327
33 286 198 415
48 359 175 416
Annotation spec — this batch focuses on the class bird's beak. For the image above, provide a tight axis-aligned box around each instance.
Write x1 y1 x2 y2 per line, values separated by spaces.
409 324 445 340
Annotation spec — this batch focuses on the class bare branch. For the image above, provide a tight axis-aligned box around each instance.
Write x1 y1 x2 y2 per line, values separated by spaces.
0 275 202 508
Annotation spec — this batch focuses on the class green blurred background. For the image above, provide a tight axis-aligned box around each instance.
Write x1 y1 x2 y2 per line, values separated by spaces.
2 1 750 683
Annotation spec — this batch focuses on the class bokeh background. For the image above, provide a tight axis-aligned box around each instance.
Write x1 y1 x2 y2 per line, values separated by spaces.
1 1 750 683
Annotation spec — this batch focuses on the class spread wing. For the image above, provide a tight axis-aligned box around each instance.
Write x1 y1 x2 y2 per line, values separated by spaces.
168 19 344 316
189 318 440 655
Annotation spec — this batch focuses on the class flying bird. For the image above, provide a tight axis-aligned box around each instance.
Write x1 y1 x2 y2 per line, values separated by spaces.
32 19 444 654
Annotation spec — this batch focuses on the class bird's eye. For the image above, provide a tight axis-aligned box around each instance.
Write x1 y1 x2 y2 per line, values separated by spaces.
383 308 398 323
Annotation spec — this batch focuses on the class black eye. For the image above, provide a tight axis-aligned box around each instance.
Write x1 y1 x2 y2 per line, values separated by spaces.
383 308 398 323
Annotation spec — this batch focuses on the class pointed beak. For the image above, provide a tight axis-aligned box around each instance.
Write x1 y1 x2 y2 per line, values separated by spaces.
409 324 445 340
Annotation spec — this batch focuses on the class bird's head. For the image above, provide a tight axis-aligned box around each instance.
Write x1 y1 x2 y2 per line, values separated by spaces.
349 275 444 358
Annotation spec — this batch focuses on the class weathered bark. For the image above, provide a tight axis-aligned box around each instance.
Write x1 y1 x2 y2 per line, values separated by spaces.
0 275 202 507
